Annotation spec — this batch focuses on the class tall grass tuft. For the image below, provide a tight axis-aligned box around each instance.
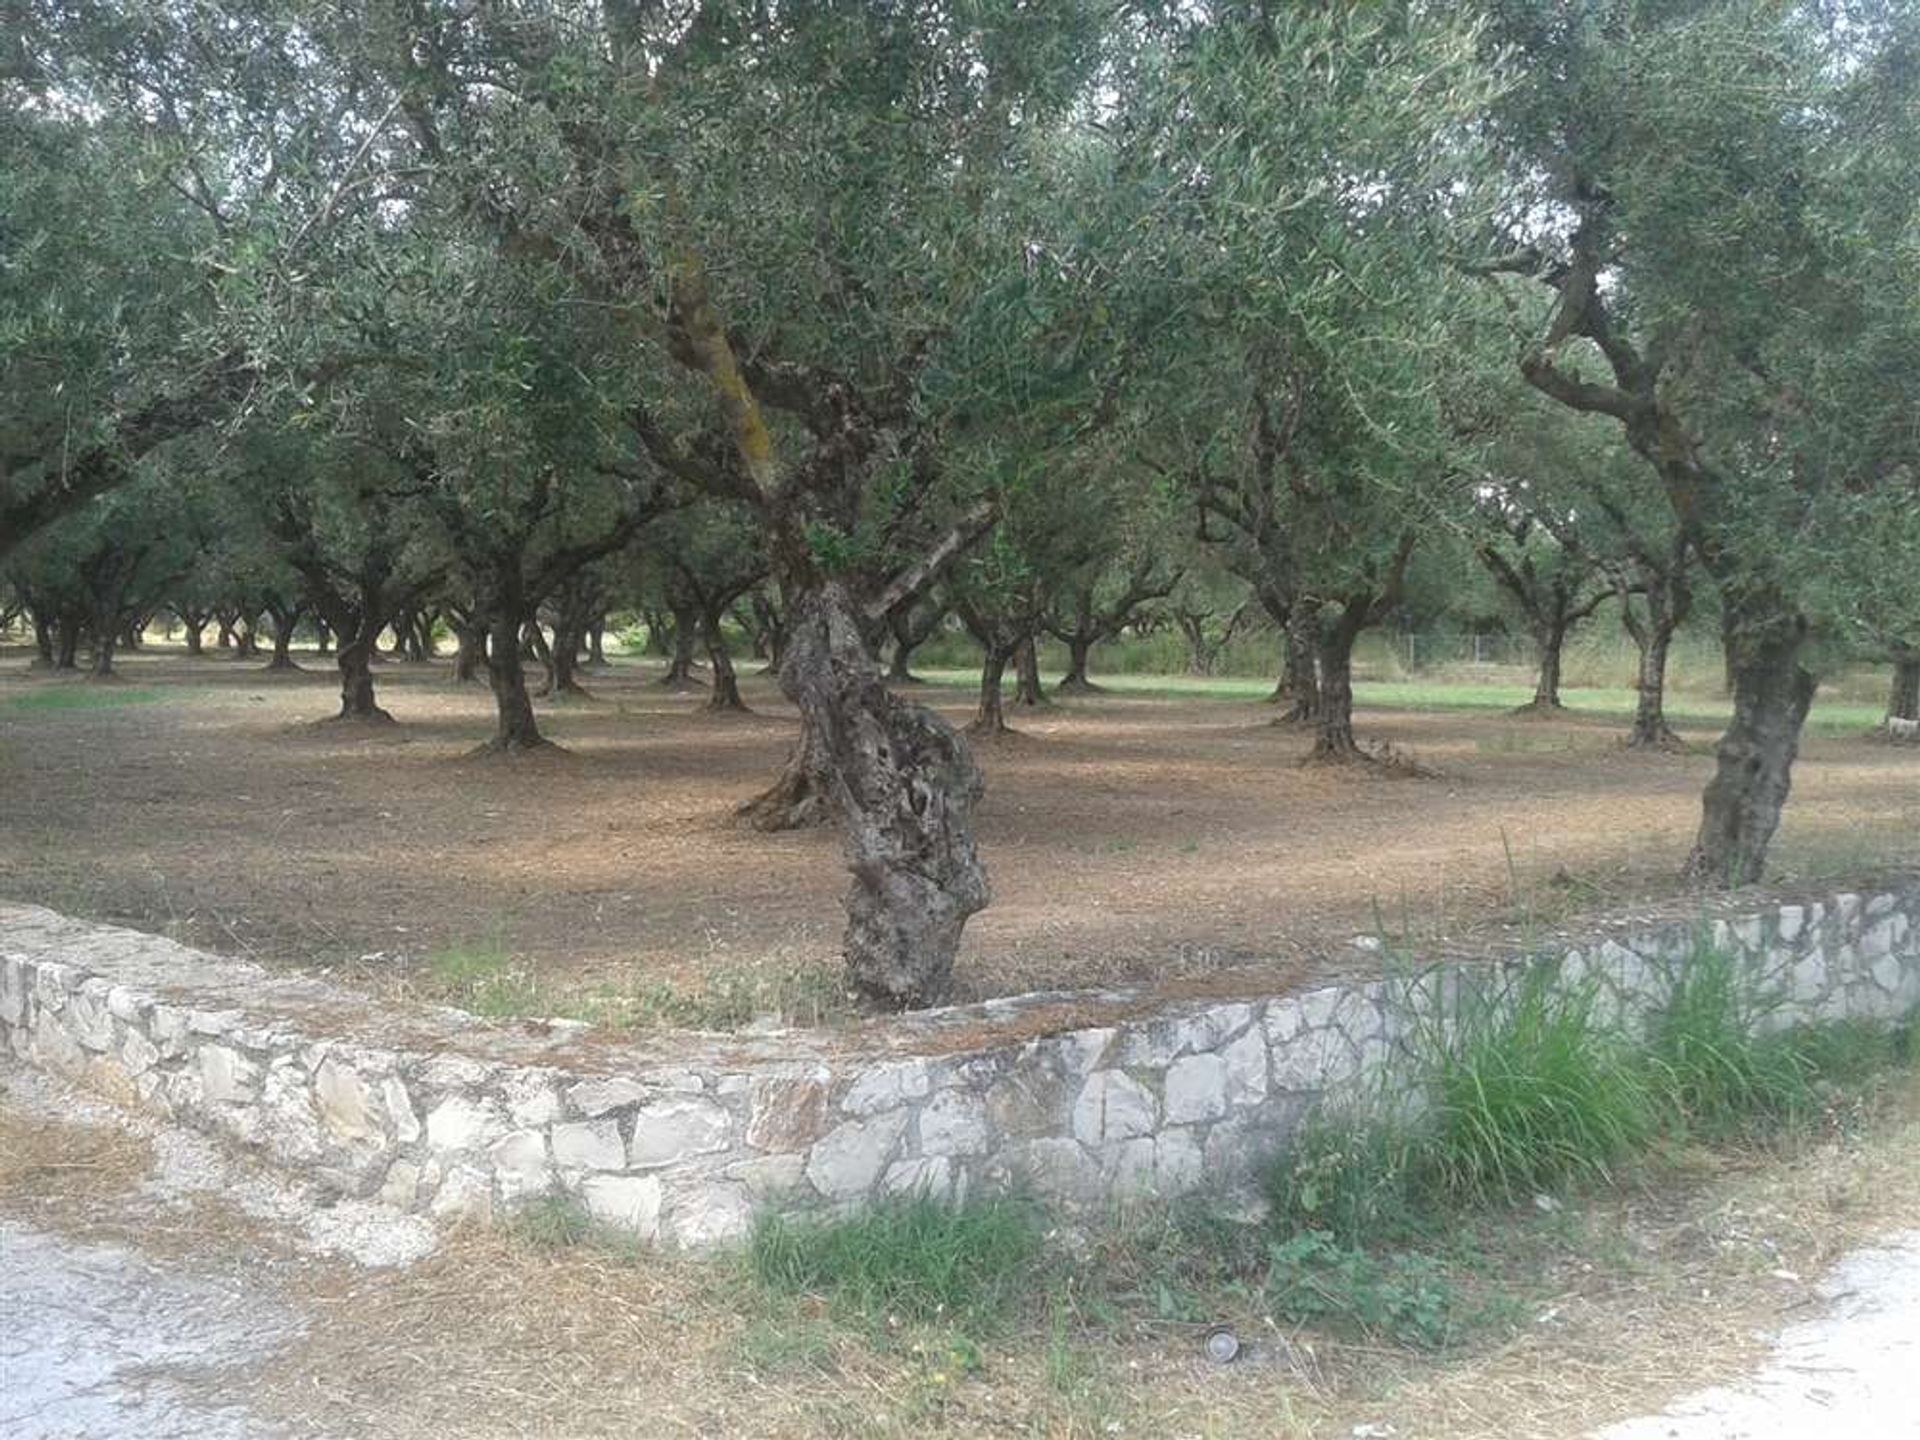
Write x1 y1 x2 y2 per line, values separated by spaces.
750 1193 1043 1328
1414 967 1660 1206
1650 941 1914 1136
1647 942 1819 1136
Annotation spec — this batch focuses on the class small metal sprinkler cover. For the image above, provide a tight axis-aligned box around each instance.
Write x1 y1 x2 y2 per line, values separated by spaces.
1203 1325 1240 1365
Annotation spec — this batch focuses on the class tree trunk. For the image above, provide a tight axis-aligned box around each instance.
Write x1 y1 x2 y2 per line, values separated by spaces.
182 619 205 656
1682 620 1816 887
334 630 393 722
1307 616 1365 762
736 712 836 830
482 612 549 752
451 620 486 684
586 617 608 669
1626 622 1681 749
1057 634 1099 695
234 615 259 659
53 610 83 671
781 582 988 1007
1517 618 1568 713
31 609 55 667
1177 615 1216 676
264 606 302 671
1888 654 1920 724
886 638 921 684
969 647 1012 735
660 605 700 690
1012 637 1047 708
542 620 590 699
216 613 236 650
702 606 748 713
1274 610 1321 724
87 601 121 680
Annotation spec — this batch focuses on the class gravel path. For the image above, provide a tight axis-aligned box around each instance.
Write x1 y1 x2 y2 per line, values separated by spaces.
1597 1230 1920 1439
0 1219 295 1439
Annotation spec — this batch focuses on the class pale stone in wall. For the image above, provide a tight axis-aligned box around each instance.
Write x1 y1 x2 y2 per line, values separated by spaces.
841 1058 932 1116
665 1182 753 1249
581 1174 663 1238
806 1110 910 1199
383 1076 422 1143
883 1155 960 1204
745 1074 830 1150
1071 1070 1158 1146
430 1164 495 1223
199 1044 259 1104
918 1088 991 1156
489 1130 552 1200
424 1094 507 1152
628 1097 731 1168
314 1058 381 1143
1163 1053 1229 1125
566 1076 652 1117
552 1119 626 1171
1221 1026 1268 1109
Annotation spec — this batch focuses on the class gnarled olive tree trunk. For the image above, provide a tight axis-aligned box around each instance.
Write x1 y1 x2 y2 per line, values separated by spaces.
1682 610 1816 886
781 583 988 1007
736 714 836 829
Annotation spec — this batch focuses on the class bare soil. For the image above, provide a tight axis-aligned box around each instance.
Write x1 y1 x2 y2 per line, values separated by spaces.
2 646 1915 1015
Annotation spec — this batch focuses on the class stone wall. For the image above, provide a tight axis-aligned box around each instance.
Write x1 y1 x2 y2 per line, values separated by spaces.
3 887 1916 1250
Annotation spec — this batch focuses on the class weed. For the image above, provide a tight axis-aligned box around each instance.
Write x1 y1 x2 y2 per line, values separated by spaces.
1262 1107 1425 1248
749 1193 1043 1330
1262 1230 1461 1349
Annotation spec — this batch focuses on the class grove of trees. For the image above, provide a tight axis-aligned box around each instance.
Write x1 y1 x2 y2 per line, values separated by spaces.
3 0 1915 1007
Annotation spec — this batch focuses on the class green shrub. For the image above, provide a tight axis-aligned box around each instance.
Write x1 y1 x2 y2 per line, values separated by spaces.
749 1194 1043 1329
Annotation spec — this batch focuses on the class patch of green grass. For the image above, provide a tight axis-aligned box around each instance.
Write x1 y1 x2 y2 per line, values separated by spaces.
508 1194 599 1249
1416 966 1663 1206
749 1193 1044 1330
2 685 174 711
425 940 540 1018
575 962 855 1032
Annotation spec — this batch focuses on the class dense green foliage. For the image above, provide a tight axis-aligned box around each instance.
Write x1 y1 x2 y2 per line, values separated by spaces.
3 0 1916 993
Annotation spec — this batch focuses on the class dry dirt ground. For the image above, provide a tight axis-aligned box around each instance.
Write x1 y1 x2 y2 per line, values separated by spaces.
4 1056 1919 1439
1 646 1916 1017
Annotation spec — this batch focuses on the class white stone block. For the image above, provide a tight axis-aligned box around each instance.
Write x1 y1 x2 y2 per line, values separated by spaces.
628 1097 731 1168
1071 1070 1158 1146
805 1110 910 1199
918 1089 991 1156
581 1174 663 1237
1163 1053 1229 1124
552 1119 626 1171
424 1094 507 1152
